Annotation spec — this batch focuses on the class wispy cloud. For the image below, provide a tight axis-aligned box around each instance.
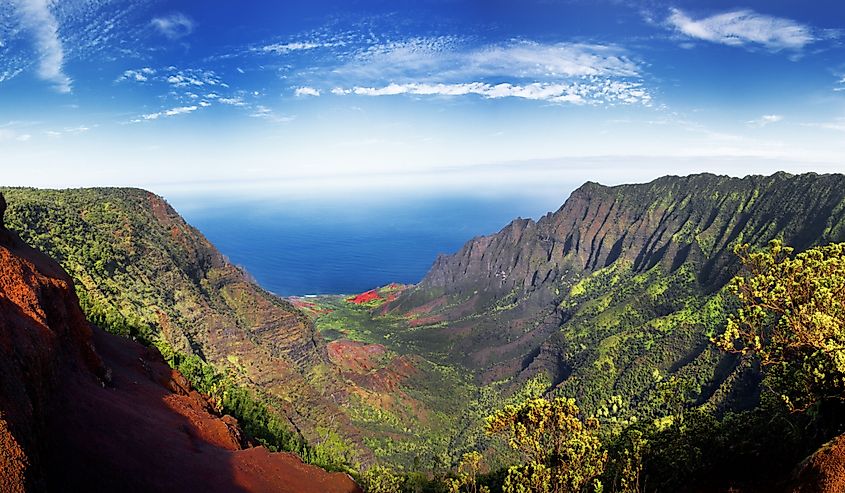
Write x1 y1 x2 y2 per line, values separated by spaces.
332 80 651 105
803 118 845 132
166 68 224 88
0 128 32 142
746 114 783 127
259 41 322 54
294 86 321 97
132 104 202 123
45 125 92 137
322 37 648 105
218 96 246 106
667 9 816 51
118 66 225 89
151 13 194 40
338 38 641 82
0 68 23 84
15 0 71 93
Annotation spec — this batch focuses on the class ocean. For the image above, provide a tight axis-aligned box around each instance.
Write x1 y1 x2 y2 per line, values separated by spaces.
168 192 569 296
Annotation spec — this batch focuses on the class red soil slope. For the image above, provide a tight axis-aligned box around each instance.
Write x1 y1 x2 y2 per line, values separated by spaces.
0 193 361 493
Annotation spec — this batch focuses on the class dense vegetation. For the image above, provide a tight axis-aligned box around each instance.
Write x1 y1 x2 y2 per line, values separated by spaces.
353 240 845 492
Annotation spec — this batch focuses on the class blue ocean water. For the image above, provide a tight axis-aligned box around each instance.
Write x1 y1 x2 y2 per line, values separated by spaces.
168 193 568 296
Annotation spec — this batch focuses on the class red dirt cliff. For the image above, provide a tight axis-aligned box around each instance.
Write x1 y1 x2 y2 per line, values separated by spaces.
0 193 361 493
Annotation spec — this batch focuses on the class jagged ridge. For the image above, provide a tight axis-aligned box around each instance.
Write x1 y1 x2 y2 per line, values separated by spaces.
384 172 845 413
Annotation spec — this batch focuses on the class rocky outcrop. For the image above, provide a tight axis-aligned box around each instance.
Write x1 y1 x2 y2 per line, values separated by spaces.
0 193 361 493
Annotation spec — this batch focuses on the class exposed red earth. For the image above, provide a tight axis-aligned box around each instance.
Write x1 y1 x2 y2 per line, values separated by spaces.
346 289 381 305
0 193 361 493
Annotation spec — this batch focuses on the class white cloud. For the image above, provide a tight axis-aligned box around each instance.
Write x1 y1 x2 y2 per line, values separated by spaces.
163 105 198 116
116 67 155 82
746 114 784 127
294 86 321 97
165 69 222 88
667 9 815 51
15 0 71 93
44 125 91 137
260 41 321 54
0 68 24 84
133 105 199 123
335 80 651 106
340 38 641 82
218 96 246 106
151 13 195 40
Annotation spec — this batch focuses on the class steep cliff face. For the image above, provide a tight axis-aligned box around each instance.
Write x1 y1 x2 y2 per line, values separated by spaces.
1 188 356 448
384 173 845 412
0 192 361 493
402 173 845 309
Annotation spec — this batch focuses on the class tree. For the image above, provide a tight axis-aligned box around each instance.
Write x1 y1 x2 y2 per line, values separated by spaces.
714 240 845 411
360 464 402 493
485 397 607 493
447 451 490 493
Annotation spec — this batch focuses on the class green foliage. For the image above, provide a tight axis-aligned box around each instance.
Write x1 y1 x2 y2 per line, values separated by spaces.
715 240 845 410
446 452 490 493
361 464 404 493
486 397 607 493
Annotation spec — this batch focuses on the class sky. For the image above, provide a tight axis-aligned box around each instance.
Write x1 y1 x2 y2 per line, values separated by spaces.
1 0 845 198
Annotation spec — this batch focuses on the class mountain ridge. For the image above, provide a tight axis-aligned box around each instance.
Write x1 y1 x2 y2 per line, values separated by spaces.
381 172 845 404
0 191 361 492
0 187 365 457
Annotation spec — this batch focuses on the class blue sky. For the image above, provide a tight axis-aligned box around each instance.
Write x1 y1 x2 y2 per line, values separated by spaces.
1 0 844 197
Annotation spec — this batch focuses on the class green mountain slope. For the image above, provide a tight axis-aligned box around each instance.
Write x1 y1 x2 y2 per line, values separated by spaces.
378 173 845 419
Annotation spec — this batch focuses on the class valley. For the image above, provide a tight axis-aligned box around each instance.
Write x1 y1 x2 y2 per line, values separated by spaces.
4 172 845 491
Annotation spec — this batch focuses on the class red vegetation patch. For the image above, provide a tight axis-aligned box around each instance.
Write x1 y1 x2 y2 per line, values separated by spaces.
327 340 387 373
346 289 381 305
